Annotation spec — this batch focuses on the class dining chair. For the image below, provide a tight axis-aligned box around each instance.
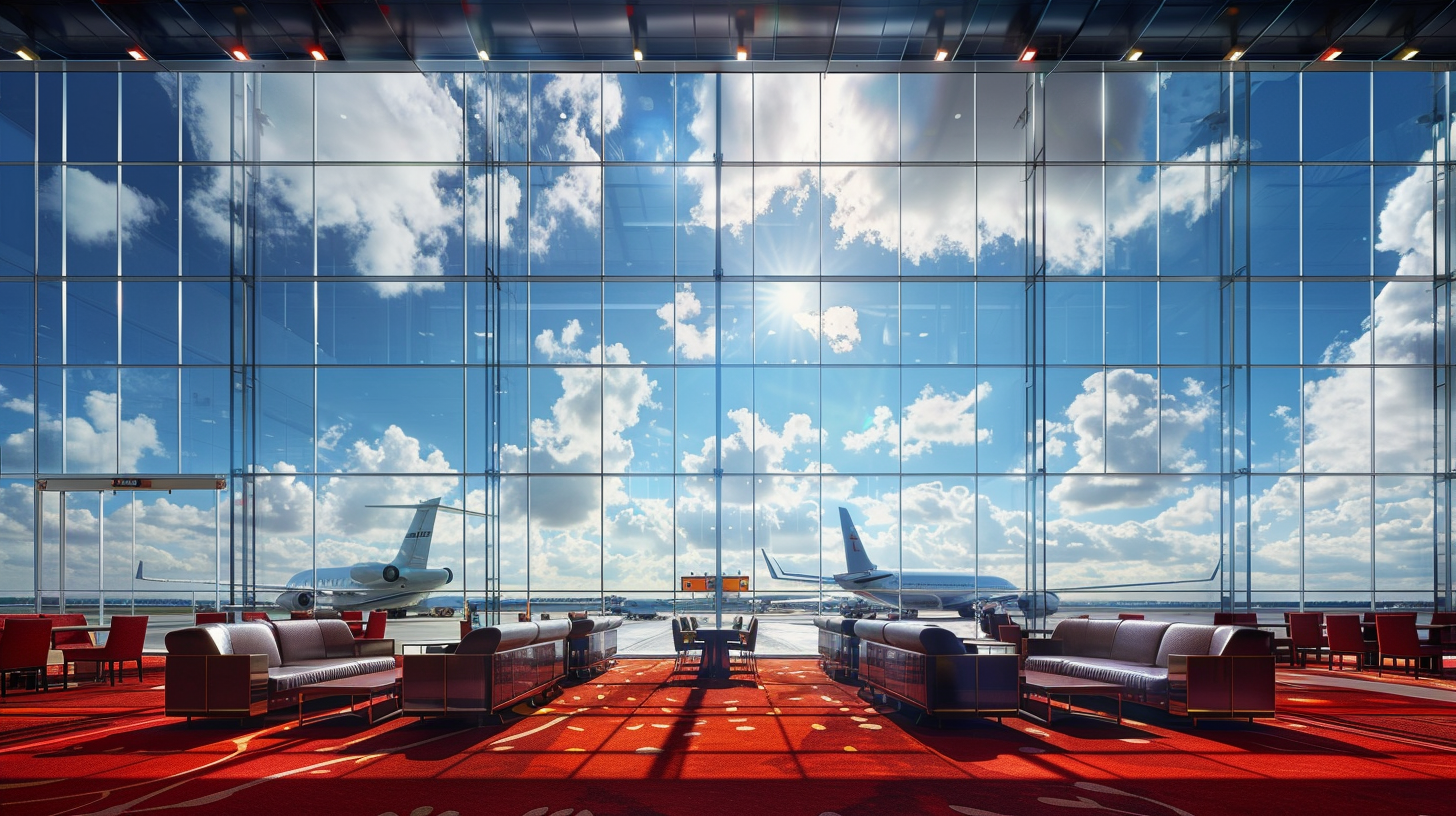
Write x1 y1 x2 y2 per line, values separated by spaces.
1375 613 1445 679
1117 613 1144 621
670 618 701 673
0 618 53 697
728 617 759 675
358 610 387 641
62 616 148 687
1426 612 1456 651
240 611 270 622
1287 612 1327 667
339 610 364 637
1324 614 1375 672
194 612 228 625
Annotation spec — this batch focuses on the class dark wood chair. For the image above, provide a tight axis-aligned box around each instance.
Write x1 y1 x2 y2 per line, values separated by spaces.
1375 614 1445 679
728 617 759 675
1426 612 1456 652
670 618 701 673
63 615 148 686
1324 614 1375 671
0 618 53 696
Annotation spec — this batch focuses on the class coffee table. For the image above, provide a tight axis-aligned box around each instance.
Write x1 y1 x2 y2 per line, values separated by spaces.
1020 670 1124 725
297 668 402 726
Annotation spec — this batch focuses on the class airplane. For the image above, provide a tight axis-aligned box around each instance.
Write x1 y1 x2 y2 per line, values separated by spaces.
761 507 1220 623
137 498 482 618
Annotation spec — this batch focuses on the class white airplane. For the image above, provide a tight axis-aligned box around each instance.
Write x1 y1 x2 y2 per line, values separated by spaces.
137 498 482 617
762 507 1219 620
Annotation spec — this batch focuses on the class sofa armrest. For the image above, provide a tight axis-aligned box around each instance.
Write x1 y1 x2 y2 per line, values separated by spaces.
1167 654 1275 719
1024 639 1064 657
354 638 395 657
165 653 268 718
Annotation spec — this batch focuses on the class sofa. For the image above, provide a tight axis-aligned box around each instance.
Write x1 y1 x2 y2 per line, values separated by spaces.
814 615 860 680
1024 618 1276 721
164 619 396 719
855 620 1019 721
566 616 622 677
402 620 570 722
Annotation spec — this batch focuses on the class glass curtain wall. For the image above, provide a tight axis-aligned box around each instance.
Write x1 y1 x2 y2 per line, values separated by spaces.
0 64 1449 621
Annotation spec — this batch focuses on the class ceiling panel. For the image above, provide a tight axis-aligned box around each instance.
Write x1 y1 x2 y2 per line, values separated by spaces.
1 1 1453 64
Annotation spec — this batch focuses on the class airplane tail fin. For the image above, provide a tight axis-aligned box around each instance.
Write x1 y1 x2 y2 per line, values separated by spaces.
368 498 490 569
379 498 442 569
839 507 877 573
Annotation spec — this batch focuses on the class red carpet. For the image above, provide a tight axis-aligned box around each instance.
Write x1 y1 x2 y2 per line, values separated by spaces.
1 658 1452 815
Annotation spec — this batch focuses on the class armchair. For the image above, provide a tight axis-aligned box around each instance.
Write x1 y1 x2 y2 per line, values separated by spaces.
1375 614 1444 679
0 618 53 696
1325 614 1375 671
62 615 148 687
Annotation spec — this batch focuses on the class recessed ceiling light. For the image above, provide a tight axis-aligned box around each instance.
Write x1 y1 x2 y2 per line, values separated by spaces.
126 48 147 61
1019 47 1036 62
309 47 326 61
13 46 38 61
231 47 250 61
935 48 948 61
737 45 747 61
1224 47 1244 61
633 48 643 61
1126 49 1143 61
1318 47 1342 61
478 49 490 61
1397 47 1419 61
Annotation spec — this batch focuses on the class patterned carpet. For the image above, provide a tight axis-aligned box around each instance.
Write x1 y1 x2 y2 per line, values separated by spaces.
1 658 1452 816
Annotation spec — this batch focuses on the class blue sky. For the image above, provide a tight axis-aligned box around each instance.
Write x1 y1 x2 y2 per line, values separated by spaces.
0 69 1442 604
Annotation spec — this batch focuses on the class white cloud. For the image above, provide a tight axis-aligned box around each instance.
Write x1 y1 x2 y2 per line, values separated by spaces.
40 167 163 247
843 383 991 459
793 305 861 353
524 321 660 475
657 284 715 360
4 390 163 474
1048 369 1216 513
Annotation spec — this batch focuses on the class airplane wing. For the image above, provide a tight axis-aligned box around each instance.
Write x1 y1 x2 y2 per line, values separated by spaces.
1049 560 1221 592
135 562 372 596
760 549 838 585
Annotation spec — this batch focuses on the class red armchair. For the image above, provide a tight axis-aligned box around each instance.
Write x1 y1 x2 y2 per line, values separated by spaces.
195 612 228 625
241 612 271 622
1375 614 1445 679
1287 612 1327 667
0 618 53 697
340 610 364 637
1324 614 1375 671
62 616 148 687
357 610 387 641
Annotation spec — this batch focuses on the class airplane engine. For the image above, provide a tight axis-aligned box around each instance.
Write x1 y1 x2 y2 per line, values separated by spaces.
275 590 313 612
350 564 395 585
394 567 452 586
1015 591 1060 619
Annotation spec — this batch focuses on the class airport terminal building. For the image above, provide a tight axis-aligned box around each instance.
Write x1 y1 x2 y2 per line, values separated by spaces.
2 1 1455 624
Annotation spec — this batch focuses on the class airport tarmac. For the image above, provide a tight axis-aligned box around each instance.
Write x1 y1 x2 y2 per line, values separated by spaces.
128 606 1268 657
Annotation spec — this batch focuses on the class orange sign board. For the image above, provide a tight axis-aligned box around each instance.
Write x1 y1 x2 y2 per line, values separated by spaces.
680 575 750 592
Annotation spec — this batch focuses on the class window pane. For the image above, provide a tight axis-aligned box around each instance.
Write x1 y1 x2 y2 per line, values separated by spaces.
1045 72 1101 161
607 73 673 162
122 72 179 162
605 166 673 276
822 74 898 162
900 74 974 162
316 74 463 162
1303 73 1369 162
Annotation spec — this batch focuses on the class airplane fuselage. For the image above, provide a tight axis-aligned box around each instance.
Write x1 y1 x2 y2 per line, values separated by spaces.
275 562 452 613
834 569 1018 611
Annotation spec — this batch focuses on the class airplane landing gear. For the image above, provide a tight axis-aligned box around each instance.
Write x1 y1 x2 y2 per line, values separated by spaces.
386 608 408 619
